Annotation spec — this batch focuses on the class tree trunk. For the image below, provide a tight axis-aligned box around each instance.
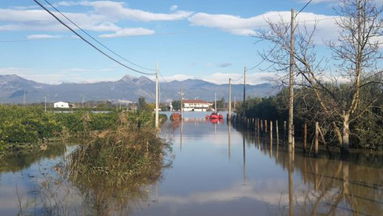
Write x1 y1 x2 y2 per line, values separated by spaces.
341 113 350 154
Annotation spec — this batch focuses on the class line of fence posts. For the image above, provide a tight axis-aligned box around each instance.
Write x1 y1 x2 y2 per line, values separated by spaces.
232 115 325 156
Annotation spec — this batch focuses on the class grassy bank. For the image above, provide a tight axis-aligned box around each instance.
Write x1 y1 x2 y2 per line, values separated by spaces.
0 105 167 157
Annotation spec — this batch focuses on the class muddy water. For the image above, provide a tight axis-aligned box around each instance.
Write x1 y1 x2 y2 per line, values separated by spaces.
0 112 382 215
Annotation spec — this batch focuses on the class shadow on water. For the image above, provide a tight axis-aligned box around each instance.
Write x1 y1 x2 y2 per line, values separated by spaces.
235 124 383 216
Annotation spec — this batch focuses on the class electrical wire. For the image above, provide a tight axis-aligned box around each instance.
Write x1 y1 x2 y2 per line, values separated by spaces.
41 0 155 72
296 0 314 17
159 72 171 83
247 0 316 74
32 0 155 76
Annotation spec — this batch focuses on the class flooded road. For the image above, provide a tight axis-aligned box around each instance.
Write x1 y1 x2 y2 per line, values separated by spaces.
1 112 383 215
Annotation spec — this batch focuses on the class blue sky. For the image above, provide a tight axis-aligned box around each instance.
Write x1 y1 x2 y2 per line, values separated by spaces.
0 0 342 84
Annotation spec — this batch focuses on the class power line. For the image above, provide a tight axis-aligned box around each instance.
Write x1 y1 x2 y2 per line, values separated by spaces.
32 0 155 76
247 59 265 71
248 0 317 74
296 0 314 17
159 72 171 83
41 0 155 72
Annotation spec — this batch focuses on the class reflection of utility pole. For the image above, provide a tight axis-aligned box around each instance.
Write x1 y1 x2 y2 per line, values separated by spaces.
214 122 217 135
228 78 232 120
288 151 295 216
180 119 183 152
242 136 247 185
179 88 184 116
228 123 231 160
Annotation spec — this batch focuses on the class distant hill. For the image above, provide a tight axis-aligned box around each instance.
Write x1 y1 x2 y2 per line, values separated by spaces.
0 74 281 103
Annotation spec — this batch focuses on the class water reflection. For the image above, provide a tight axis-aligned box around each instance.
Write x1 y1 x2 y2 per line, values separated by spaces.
0 143 66 173
227 123 231 160
1 115 383 216
237 127 383 216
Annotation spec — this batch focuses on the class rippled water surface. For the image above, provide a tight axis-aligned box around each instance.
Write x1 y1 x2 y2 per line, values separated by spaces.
1 112 382 216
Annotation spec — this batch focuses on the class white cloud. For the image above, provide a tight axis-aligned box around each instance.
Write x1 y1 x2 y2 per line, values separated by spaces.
188 12 259 36
188 11 339 43
57 1 192 22
157 179 314 208
170 5 178 11
0 1 194 39
27 34 63 40
159 74 194 82
99 27 154 38
159 72 279 85
0 67 118 84
0 8 120 32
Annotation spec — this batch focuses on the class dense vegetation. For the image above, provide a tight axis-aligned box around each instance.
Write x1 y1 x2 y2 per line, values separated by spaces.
0 103 170 215
0 104 165 156
0 105 116 146
65 115 170 215
237 85 383 150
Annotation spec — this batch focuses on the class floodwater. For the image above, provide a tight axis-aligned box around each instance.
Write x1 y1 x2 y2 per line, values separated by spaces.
0 112 382 216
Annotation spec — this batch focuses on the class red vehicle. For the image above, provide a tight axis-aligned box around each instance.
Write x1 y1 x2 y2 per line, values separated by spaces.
170 113 182 121
206 112 224 120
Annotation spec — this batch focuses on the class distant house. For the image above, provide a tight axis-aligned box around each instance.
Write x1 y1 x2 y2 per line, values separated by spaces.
54 101 70 109
183 99 212 112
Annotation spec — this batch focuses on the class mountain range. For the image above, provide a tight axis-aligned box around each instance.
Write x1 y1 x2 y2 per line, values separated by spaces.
0 74 280 103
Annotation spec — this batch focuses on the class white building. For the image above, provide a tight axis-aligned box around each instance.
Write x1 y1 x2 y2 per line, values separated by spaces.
183 99 212 112
54 101 70 109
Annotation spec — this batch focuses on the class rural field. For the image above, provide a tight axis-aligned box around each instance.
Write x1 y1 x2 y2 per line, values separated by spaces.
1 0 383 215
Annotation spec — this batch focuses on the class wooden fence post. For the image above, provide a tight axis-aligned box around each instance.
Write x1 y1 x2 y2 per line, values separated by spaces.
270 120 273 147
315 122 319 155
260 120 263 133
303 123 307 153
276 120 279 146
283 121 287 143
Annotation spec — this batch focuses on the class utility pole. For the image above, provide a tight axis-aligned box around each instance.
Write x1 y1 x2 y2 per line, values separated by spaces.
155 64 159 129
228 78 232 120
243 66 247 103
288 9 296 152
214 92 217 112
44 96 47 112
243 66 247 116
180 88 184 116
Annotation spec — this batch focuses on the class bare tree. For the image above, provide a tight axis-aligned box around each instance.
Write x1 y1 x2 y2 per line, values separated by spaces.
258 0 383 152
